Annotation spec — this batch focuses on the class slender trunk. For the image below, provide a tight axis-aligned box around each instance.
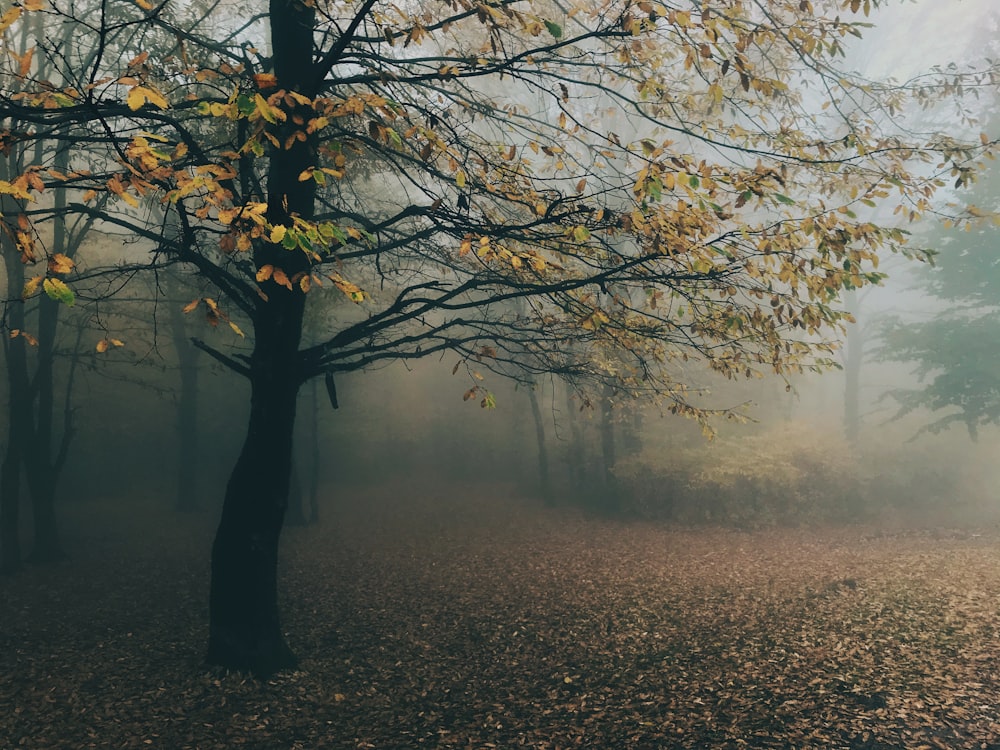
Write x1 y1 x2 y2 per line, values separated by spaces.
25 287 65 561
167 275 201 512
206 0 316 676
285 457 306 526
0 326 23 572
843 290 862 442
308 377 319 524
1 168 31 573
0 417 22 574
24 143 75 562
526 381 552 506
563 382 586 493
599 385 619 515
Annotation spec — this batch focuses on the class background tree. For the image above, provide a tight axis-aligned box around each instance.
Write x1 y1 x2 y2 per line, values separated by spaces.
2 0 997 674
879 149 1000 440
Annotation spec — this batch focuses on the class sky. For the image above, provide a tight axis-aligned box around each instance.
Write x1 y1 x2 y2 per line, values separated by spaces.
861 0 996 79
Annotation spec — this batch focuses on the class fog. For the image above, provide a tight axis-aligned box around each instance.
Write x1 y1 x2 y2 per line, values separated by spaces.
4 0 1000 747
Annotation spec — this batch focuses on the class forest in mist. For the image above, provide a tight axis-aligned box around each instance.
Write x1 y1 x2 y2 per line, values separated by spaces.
3 0 1000 747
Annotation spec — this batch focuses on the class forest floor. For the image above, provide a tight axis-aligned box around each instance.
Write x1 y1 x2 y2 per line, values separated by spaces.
4 481 1000 749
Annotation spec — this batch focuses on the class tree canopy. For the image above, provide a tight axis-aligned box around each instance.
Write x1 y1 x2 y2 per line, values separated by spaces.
2 0 998 674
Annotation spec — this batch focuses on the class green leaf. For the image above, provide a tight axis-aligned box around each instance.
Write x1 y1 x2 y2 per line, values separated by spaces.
774 193 796 205
236 94 255 117
544 20 562 39
43 278 75 306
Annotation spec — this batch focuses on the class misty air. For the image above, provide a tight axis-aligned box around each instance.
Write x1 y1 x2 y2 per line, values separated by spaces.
2 0 1000 747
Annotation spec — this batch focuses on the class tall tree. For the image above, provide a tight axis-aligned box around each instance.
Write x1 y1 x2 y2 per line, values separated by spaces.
879 152 1000 440
2 0 997 673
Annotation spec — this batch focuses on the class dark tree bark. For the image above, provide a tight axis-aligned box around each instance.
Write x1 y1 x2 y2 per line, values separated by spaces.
205 0 317 676
1 171 30 574
23 143 73 563
526 381 553 506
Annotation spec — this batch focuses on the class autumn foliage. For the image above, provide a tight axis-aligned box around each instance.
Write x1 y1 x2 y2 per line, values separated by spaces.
2 0 998 672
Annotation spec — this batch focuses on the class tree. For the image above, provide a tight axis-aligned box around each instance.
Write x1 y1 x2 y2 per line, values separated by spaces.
879 151 1000 441
2 0 997 673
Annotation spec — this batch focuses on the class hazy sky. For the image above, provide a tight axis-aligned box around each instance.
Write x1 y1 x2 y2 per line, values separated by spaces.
862 0 996 79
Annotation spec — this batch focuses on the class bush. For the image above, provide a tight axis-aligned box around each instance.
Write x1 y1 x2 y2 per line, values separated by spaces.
614 421 861 526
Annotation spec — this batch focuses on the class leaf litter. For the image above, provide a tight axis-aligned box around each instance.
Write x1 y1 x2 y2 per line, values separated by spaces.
3 482 1000 749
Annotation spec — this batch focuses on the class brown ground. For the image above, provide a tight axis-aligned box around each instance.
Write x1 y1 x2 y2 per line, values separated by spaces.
4 481 1000 749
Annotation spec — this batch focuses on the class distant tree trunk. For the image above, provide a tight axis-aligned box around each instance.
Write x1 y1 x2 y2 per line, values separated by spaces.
23 143 73 563
285 457 307 526
167 274 202 512
599 385 619 514
526 380 553 506
307 377 320 524
843 289 862 442
563 382 586 493
206 0 315 676
622 407 643 456
1 168 31 573
0 326 25 573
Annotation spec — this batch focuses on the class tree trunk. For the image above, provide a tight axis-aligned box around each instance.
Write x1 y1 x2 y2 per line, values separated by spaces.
24 293 66 563
526 381 553 506
206 354 301 676
563 382 586 494
23 141 75 563
307 377 320 524
599 385 619 515
1 169 30 573
206 0 316 676
167 274 202 512
843 289 862 442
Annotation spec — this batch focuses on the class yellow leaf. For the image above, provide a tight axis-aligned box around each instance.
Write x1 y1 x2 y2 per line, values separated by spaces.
253 73 278 89
256 264 274 282
0 7 22 34
110 339 124 347
126 85 168 110
228 320 245 337
22 275 43 299
269 225 287 244
455 170 466 189
272 267 292 289
181 298 200 313
134 0 155 9
22 0 43 10
143 86 168 109
48 253 74 274
96 339 109 353
126 87 147 111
